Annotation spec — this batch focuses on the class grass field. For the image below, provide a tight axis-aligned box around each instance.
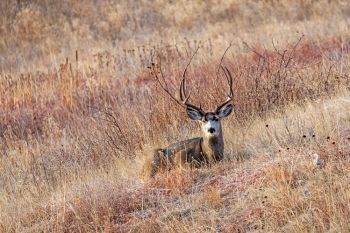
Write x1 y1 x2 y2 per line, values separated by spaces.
1 0 350 232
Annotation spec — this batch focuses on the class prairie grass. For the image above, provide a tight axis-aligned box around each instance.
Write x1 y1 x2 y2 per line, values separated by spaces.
1 0 350 73
1 0 350 232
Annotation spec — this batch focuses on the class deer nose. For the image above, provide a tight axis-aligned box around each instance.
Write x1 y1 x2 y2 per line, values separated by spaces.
208 128 215 134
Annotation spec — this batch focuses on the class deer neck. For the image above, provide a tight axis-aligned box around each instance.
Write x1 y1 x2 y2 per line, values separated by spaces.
201 130 224 162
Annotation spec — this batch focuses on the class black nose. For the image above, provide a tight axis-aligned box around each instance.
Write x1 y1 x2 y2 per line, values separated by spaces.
208 128 215 134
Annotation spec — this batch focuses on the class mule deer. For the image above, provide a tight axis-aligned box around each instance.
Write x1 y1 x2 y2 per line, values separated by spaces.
142 61 234 179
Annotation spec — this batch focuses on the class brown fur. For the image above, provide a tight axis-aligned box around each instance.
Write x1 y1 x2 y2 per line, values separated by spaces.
142 134 225 180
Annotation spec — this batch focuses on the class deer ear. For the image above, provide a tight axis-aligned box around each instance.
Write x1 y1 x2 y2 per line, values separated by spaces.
186 106 203 120
216 102 233 118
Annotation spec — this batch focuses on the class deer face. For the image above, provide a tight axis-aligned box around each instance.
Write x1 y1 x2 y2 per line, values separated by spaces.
186 102 233 137
201 112 221 137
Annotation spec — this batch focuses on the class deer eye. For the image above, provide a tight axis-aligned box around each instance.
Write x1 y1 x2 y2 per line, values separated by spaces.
214 118 219 122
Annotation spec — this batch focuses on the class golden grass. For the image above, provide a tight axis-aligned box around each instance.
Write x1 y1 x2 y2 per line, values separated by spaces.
1 0 350 232
1 0 350 73
1 89 350 232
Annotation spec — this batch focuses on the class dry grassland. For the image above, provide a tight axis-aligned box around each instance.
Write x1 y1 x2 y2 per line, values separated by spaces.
1 0 350 232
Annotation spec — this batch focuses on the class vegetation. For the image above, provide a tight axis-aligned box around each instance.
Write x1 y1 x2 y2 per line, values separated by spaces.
1 0 350 232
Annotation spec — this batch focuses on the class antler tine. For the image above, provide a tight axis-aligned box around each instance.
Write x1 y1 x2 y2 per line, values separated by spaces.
182 46 200 83
214 42 234 113
150 61 183 107
179 76 190 104
177 47 204 113
215 66 234 113
221 65 234 101
179 75 205 113
216 41 232 80
151 47 203 112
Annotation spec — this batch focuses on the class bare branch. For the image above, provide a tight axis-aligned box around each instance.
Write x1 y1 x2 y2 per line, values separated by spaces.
285 34 305 68
243 41 265 60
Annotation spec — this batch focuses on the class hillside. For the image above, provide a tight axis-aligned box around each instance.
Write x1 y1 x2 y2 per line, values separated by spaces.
1 1 350 232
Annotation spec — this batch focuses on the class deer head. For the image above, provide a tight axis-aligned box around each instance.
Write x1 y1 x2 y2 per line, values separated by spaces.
179 67 234 138
150 44 235 140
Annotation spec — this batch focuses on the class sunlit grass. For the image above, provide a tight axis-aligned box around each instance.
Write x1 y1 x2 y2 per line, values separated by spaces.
1 0 350 232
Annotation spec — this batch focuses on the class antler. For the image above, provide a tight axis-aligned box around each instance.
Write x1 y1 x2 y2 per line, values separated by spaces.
222 65 234 100
150 47 204 113
213 42 234 112
179 74 205 115
178 46 205 114
149 62 183 106
215 65 234 112
150 45 233 115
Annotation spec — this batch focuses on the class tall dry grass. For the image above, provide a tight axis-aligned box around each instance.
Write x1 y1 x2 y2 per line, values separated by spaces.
1 0 350 73
1 0 350 232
